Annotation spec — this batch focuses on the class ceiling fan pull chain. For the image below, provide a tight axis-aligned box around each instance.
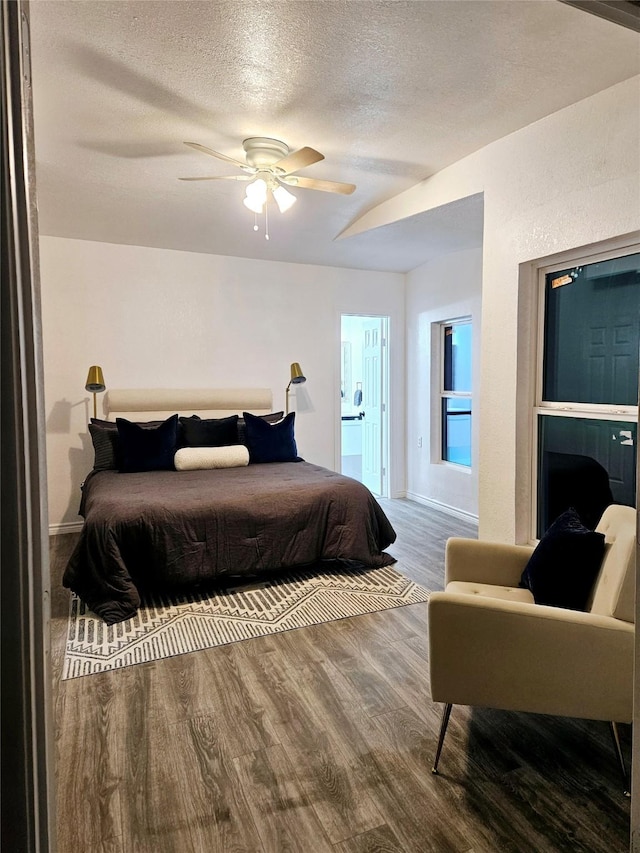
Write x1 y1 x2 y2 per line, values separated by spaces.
265 202 270 241
253 212 259 232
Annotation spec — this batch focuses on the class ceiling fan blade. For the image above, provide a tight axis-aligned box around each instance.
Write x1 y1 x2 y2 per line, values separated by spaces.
179 175 253 181
281 175 356 195
273 146 324 175
183 141 250 170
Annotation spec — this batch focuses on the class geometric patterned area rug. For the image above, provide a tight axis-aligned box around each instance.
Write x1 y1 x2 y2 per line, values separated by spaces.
62 563 429 680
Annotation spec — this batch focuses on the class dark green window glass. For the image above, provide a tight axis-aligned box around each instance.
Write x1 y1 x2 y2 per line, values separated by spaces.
543 254 640 405
537 415 636 536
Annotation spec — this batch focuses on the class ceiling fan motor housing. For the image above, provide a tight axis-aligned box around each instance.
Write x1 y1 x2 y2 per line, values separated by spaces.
243 137 290 169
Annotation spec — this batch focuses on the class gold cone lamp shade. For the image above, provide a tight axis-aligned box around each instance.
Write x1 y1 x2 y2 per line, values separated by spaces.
85 365 105 393
289 362 306 385
285 362 306 413
85 365 106 419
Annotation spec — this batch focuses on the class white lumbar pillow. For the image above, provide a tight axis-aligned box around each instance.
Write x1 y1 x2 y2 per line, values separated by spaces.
174 445 249 471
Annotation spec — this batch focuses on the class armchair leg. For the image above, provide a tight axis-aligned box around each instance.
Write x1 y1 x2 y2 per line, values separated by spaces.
432 703 453 775
609 721 631 798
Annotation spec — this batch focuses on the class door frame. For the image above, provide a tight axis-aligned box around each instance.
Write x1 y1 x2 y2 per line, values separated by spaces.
336 313 390 497
1 1 55 849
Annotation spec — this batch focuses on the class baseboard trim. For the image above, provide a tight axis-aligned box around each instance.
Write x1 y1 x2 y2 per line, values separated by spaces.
405 492 478 525
49 521 83 536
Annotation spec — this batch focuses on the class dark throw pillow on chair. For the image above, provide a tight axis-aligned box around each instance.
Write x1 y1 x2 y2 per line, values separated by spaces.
519 507 605 611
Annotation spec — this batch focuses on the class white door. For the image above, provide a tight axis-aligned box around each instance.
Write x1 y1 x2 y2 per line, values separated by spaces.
361 318 384 495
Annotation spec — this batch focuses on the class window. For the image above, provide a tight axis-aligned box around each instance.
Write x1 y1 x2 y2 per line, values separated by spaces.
535 249 640 536
441 319 472 467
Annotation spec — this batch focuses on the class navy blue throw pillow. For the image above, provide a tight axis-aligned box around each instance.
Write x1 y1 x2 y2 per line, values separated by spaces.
242 411 297 463
180 414 239 447
237 411 284 446
519 507 605 611
116 414 179 472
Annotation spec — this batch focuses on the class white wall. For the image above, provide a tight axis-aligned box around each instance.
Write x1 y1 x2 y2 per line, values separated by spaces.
406 246 482 519
343 76 640 542
39 237 405 530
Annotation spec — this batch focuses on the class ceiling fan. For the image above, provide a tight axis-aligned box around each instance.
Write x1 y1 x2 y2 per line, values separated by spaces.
179 137 356 239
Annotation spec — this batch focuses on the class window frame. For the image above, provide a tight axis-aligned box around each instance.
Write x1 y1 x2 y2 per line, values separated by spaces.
531 243 640 539
440 317 472 469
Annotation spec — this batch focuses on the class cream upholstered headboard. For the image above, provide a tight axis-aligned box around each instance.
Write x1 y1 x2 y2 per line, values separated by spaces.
104 388 274 422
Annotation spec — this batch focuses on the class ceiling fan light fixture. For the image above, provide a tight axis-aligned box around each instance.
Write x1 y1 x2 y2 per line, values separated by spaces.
245 177 268 201
243 177 268 213
272 184 297 213
243 195 264 214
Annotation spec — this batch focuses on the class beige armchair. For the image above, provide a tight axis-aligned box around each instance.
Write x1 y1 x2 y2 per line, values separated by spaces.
428 504 635 794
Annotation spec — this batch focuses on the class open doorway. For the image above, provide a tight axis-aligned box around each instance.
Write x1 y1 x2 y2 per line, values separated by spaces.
340 314 389 497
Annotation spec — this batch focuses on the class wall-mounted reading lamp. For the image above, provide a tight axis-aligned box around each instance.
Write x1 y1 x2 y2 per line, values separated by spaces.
285 362 306 414
85 365 106 419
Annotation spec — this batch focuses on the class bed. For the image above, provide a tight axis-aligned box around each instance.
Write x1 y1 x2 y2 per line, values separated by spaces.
63 388 397 624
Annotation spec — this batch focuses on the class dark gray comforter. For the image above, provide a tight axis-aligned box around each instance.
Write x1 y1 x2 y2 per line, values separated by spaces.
63 461 397 624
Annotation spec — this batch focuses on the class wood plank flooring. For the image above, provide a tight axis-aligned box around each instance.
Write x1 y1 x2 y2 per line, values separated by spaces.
50 498 632 853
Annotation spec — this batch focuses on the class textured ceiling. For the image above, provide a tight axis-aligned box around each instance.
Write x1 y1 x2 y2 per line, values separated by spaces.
29 0 639 272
